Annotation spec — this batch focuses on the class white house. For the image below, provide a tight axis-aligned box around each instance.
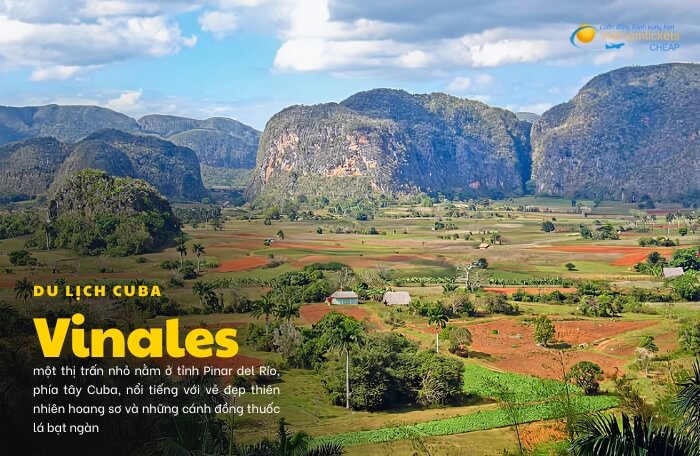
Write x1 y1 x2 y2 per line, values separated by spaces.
330 291 359 305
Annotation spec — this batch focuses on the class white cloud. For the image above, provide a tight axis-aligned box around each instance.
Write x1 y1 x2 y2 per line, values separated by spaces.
199 10 238 38
30 65 88 81
105 90 144 113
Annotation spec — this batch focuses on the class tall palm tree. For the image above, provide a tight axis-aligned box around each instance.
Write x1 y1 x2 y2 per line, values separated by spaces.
570 413 695 456
175 237 188 267
192 243 206 272
676 360 700 445
14 278 33 316
273 297 300 323
322 318 364 409
428 303 449 353
251 294 275 335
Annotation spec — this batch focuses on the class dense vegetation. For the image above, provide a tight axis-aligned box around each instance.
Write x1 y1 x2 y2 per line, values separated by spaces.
47 170 181 256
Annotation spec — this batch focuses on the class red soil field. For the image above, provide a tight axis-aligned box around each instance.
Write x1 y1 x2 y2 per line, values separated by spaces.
216 256 269 272
0 282 15 289
484 287 577 294
465 318 658 379
300 303 369 324
522 422 567 452
539 245 675 266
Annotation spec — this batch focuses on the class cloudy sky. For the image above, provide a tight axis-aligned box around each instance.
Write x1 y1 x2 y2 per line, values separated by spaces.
0 0 697 129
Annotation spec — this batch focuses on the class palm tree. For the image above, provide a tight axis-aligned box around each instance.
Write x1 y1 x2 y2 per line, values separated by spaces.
192 281 215 307
324 319 364 409
273 297 300 322
238 418 345 455
192 243 206 272
14 278 33 316
570 413 695 455
428 302 449 353
42 221 56 250
175 237 187 267
676 360 700 445
251 293 275 335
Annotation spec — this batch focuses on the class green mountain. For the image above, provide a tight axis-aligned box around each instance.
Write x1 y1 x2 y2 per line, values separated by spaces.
139 115 260 186
0 106 261 188
0 137 71 199
0 130 208 201
531 63 700 202
48 169 180 256
247 89 531 201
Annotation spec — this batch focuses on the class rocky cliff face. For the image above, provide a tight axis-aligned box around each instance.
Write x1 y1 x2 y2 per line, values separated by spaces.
531 63 700 202
247 89 531 201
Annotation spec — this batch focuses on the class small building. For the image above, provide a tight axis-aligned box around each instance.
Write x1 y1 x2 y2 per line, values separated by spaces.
330 291 359 305
383 291 411 306
478 243 490 249
663 267 684 279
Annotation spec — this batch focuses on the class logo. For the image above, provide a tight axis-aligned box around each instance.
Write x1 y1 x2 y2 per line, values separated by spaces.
570 23 681 52
570 24 624 51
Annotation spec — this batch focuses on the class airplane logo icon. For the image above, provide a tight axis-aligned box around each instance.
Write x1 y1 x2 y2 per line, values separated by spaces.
605 42 625 49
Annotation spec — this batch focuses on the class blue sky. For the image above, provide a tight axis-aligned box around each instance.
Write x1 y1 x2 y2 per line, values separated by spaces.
0 0 697 129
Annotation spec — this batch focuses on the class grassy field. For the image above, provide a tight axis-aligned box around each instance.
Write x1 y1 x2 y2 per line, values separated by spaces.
1 197 698 454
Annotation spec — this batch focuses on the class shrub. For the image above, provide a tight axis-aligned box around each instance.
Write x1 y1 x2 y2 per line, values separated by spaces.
568 361 603 395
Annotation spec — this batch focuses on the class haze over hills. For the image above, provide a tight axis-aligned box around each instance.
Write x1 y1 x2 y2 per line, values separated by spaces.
247 89 531 202
0 63 697 205
0 106 261 188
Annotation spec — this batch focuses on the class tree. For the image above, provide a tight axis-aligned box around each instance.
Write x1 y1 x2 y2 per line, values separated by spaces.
565 262 577 271
669 273 700 301
541 220 556 232
251 293 275 335
670 247 700 272
428 303 449 353
8 250 36 267
679 321 700 355
533 315 556 347
441 326 473 356
192 281 215 307
570 413 696 456
13 278 33 315
458 260 490 292
321 315 365 409
675 360 700 446
211 215 223 231
191 243 205 272
238 418 345 456
175 237 187 267
273 296 301 322
637 335 659 376
276 230 285 240
568 361 603 395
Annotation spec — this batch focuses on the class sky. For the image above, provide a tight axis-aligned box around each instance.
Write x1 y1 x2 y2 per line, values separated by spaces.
0 0 698 130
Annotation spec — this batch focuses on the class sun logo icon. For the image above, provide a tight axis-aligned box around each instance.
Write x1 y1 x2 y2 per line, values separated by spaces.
570 24 597 48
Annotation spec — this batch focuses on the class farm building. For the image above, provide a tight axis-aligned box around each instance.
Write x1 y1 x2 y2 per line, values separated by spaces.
383 291 411 306
329 291 359 305
662 267 684 278
478 243 490 249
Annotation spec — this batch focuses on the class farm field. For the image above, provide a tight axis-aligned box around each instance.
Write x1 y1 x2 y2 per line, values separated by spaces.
1 197 698 454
